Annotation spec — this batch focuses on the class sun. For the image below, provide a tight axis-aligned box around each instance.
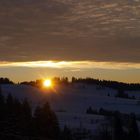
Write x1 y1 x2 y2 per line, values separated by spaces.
43 79 52 88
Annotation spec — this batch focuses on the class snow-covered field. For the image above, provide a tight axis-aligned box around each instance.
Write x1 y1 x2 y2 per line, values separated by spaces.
1 84 140 132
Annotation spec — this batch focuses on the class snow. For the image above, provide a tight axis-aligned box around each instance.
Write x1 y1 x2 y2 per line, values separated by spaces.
1 84 140 132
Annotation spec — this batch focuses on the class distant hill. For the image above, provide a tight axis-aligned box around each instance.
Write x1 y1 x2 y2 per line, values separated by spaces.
0 77 140 91
71 77 140 91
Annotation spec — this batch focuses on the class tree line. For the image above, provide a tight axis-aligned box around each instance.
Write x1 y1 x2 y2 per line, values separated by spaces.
87 107 140 140
0 77 140 91
0 91 61 140
71 77 140 91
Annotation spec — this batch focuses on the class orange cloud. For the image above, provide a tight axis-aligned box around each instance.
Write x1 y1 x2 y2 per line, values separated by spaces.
0 61 139 70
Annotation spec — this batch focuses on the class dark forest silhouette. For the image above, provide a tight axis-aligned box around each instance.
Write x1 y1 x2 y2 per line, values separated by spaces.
0 92 60 140
0 77 140 140
0 77 140 90
20 77 140 91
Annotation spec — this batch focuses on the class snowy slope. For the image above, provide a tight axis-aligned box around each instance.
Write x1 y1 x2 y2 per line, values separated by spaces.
1 84 140 131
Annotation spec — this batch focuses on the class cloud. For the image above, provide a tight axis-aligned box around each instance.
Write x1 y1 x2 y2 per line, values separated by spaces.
0 0 139 63
0 60 139 70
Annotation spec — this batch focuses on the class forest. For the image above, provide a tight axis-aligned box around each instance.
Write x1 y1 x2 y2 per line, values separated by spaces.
0 77 139 91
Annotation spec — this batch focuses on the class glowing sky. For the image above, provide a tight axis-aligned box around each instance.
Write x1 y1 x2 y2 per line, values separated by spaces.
0 0 140 83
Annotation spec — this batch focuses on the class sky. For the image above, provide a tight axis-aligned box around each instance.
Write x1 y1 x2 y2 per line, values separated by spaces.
0 0 140 83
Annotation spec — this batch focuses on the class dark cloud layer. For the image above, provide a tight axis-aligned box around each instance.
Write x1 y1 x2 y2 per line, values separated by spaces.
0 0 140 62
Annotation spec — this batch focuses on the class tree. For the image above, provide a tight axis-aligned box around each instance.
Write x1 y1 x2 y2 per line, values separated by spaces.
0 85 2 94
41 102 60 139
98 125 111 140
0 78 14 84
61 125 73 140
32 105 42 136
0 93 61 139
5 94 19 134
72 77 76 83
13 98 22 135
21 98 32 136
6 94 14 117
128 113 139 140
0 92 5 108
112 111 124 140
33 102 60 139
0 92 5 133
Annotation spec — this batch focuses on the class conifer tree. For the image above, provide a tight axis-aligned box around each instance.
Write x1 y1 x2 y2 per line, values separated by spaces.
0 92 5 134
128 113 139 140
32 105 42 136
13 98 22 135
21 98 32 136
112 111 124 140
33 102 60 139
61 125 73 140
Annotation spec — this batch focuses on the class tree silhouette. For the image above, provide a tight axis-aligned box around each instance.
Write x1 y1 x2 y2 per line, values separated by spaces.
61 125 73 140
33 102 60 139
128 113 139 140
112 111 124 140
0 93 60 139
0 92 5 134
32 105 42 137
21 98 32 136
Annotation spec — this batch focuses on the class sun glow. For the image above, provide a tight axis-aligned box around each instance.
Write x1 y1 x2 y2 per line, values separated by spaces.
43 79 52 88
0 61 140 70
